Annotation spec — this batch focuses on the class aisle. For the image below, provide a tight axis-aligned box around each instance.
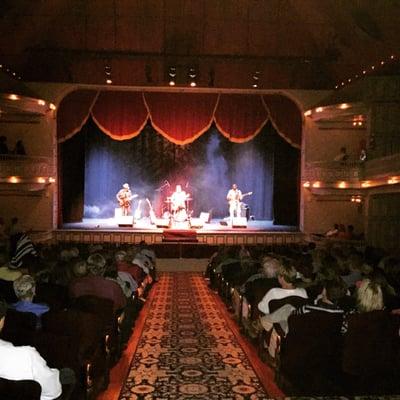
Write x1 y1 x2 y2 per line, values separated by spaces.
117 272 282 399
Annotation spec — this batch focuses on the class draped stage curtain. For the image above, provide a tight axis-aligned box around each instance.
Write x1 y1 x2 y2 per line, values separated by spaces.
80 118 278 221
57 90 302 147
58 90 301 225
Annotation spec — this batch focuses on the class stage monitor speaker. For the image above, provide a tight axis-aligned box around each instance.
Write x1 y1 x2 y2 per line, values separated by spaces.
190 218 204 229
232 217 247 228
117 216 133 227
155 218 170 228
219 220 228 226
199 212 210 223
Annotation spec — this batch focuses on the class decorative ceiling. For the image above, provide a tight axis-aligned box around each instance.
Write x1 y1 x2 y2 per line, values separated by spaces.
0 0 399 89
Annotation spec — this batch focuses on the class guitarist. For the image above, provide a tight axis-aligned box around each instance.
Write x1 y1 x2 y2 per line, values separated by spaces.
226 184 252 223
116 183 134 216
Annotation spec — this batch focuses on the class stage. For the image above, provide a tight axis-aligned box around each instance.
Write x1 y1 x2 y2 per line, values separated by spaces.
55 217 303 252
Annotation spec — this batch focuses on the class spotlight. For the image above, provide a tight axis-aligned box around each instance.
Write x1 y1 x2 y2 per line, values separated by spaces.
104 64 112 84
168 66 176 86
252 70 261 88
188 67 197 87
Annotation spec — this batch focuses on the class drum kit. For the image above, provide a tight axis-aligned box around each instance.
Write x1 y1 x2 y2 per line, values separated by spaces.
164 196 193 222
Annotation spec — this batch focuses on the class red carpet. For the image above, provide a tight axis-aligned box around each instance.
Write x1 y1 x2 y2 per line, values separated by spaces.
99 272 284 399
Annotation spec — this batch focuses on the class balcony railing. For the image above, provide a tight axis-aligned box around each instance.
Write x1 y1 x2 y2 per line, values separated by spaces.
0 155 55 179
303 161 363 183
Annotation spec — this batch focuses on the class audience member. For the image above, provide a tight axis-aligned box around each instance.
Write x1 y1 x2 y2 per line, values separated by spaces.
13 139 26 155
0 136 8 154
12 275 49 328
334 146 349 162
0 297 75 400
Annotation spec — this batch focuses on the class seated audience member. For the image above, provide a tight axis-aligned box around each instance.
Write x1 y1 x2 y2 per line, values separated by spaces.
115 250 145 286
341 252 370 289
334 146 349 162
104 262 136 298
0 136 8 154
356 278 384 313
294 279 347 318
325 224 339 238
0 298 63 400
12 275 49 327
13 139 26 155
258 259 308 316
69 253 126 313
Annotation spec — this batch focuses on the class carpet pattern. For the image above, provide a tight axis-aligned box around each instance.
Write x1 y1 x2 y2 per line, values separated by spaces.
119 272 273 399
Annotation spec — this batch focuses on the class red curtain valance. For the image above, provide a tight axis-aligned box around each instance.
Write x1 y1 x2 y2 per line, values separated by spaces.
215 94 268 143
263 94 302 148
57 90 98 142
91 91 148 140
144 92 218 145
57 90 302 147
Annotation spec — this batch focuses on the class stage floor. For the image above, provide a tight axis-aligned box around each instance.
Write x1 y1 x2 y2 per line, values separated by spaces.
62 217 298 233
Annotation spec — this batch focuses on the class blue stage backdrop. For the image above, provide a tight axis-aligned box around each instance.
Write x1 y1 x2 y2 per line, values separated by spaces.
61 117 299 224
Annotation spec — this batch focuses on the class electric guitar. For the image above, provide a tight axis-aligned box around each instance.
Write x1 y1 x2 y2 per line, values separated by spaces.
228 191 253 206
118 193 138 207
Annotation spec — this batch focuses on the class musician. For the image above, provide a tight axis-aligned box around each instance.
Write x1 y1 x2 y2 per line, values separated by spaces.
170 185 189 221
116 183 133 216
226 183 242 221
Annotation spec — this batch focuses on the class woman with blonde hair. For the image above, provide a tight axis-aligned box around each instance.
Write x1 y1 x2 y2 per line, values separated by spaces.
356 278 384 312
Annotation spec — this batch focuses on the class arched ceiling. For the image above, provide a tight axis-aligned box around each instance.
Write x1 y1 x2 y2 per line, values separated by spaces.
0 0 399 89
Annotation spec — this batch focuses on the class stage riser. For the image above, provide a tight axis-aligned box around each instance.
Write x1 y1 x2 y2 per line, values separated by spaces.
53 230 303 250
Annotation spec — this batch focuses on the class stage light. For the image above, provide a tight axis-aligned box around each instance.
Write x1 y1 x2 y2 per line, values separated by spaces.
252 70 261 88
106 79 112 85
339 103 350 109
303 181 310 188
49 103 56 110
37 177 46 183
388 177 399 185
312 181 321 188
188 67 197 87
37 99 46 106
316 107 323 113
8 94 19 101
304 110 312 116
361 181 370 188
338 181 347 189
168 66 176 86
49 177 56 183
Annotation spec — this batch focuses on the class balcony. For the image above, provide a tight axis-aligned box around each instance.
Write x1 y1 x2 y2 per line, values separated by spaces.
0 155 55 193
303 161 363 184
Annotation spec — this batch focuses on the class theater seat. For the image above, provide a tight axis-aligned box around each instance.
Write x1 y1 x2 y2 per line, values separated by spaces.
277 312 344 395
0 378 41 400
342 310 400 395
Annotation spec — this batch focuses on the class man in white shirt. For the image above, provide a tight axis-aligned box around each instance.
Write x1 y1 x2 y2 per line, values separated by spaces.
0 298 62 400
258 261 308 315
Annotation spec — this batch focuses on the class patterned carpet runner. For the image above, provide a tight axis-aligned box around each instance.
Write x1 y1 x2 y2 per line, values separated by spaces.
119 272 277 399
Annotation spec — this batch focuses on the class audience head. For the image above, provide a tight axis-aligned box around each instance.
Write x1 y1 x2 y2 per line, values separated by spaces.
356 278 384 312
114 250 128 262
87 253 106 276
323 279 347 305
261 256 280 278
13 274 36 301
277 258 298 287
72 259 88 278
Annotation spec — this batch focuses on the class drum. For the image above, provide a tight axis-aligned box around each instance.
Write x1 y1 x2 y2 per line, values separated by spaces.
173 208 188 222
